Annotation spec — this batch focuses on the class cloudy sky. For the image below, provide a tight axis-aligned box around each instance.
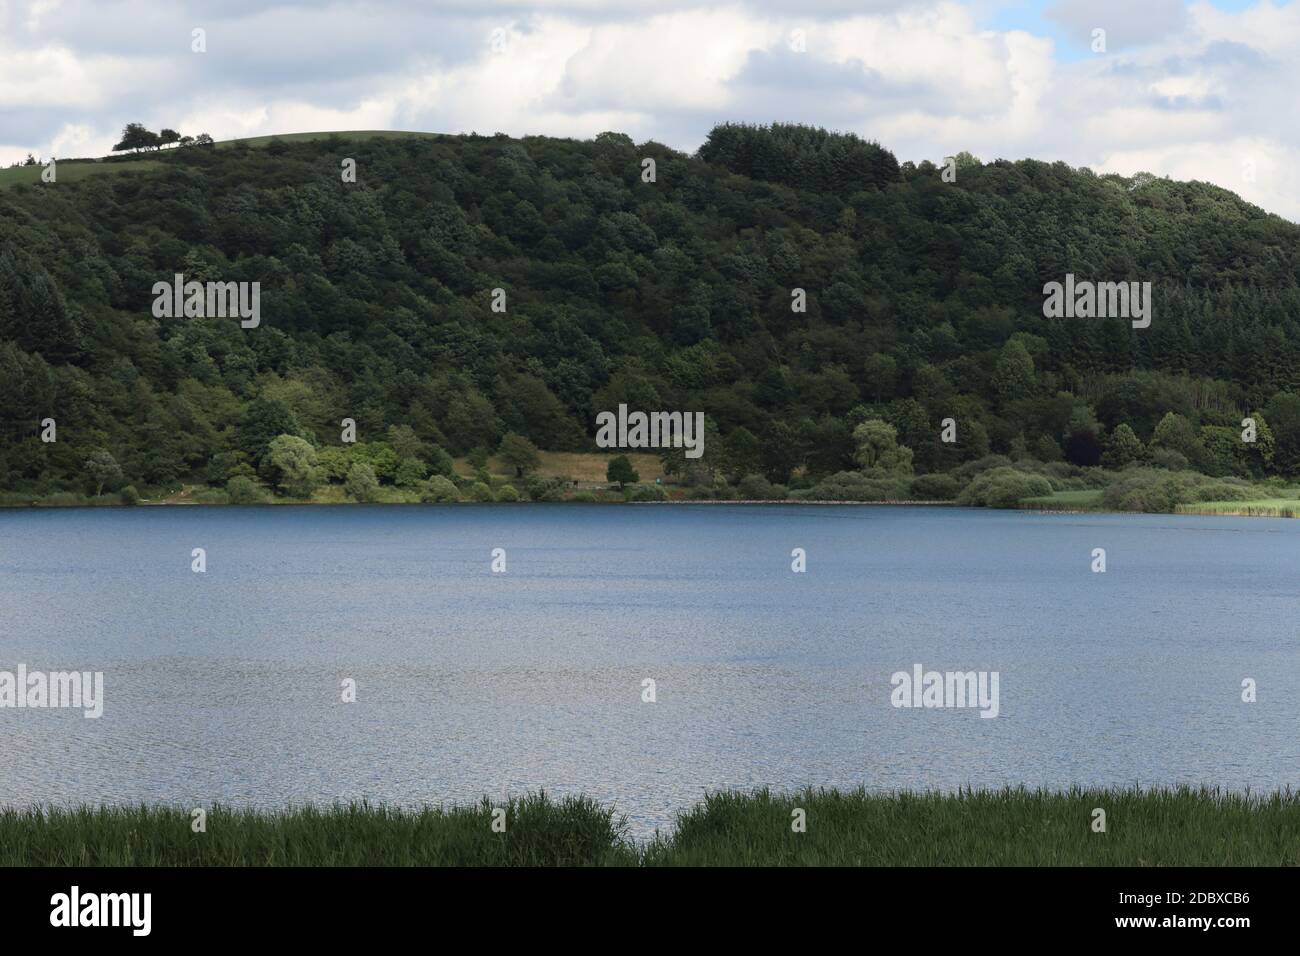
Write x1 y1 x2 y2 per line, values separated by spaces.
2 0 1296 219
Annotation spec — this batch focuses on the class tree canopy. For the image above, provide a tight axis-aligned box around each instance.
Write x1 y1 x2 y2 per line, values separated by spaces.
3 123 1300 501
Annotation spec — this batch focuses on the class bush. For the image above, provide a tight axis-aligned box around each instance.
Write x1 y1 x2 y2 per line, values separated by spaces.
1193 482 1253 503
1080 467 1113 488
1148 448 1189 472
909 473 961 500
394 458 429 489
568 491 598 503
1043 462 1080 480
628 485 667 501
523 476 566 502
1049 474 1090 491
736 473 776 499
1100 469 1202 513
798 471 910 501
957 467 1053 508
345 463 382 503
420 475 461 503
952 455 1013 482
427 445 456 477
495 484 520 502
38 492 87 507
118 485 140 505
468 481 494 502
226 475 266 504
316 447 351 481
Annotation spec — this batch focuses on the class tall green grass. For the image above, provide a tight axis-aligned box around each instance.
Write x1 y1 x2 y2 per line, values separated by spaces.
0 794 634 867
2 787 1296 866
1176 499 1299 517
1019 489 1106 511
645 786 1300 866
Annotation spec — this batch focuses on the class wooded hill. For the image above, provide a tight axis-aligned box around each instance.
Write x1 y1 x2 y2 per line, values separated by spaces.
2 122 1299 501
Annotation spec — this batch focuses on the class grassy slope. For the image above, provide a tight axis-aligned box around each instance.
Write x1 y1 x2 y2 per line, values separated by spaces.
0 159 164 189
0 130 433 190
4 787 1297 866
215 130 440 149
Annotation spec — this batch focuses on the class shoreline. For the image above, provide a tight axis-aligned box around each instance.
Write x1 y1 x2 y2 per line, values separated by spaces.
2 496 1295 519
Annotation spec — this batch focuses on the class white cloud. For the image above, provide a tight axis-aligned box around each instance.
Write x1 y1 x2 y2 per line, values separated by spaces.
0 45 152 110
1046 0 1189 49
48 122 95 157
555 8 778 112
1190 0 1299 54
1 0 1296 220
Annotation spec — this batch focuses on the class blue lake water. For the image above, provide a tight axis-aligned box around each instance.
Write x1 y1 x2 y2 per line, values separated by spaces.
1 504 1297 836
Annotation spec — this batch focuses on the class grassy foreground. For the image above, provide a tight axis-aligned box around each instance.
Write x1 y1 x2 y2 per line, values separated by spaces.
3 787 1297 867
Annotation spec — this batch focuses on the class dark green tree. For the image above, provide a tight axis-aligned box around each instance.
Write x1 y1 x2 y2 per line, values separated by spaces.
497 433 540 478
606 455 639 490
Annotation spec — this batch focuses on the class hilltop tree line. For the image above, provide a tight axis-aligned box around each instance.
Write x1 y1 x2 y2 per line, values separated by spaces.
2 122 1300 504
113 123 214 153
7 124 216 170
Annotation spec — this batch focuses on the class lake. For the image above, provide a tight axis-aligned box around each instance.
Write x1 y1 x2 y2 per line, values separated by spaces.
1 504 1297 837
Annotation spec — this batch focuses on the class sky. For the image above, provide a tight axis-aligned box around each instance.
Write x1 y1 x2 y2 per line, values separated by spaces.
1 0 1296 219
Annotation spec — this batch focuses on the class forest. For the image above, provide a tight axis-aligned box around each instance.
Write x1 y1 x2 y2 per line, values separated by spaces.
1 122 1299 510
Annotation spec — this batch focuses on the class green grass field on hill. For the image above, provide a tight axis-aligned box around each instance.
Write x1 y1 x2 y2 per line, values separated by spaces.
215 130 441 149
0 158 164 189
0 130 429 190
3 786 1296 866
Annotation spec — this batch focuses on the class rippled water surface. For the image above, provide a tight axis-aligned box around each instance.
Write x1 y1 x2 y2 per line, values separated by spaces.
2 504 1297 836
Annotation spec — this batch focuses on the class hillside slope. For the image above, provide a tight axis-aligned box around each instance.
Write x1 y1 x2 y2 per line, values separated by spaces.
2 124 1299 498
